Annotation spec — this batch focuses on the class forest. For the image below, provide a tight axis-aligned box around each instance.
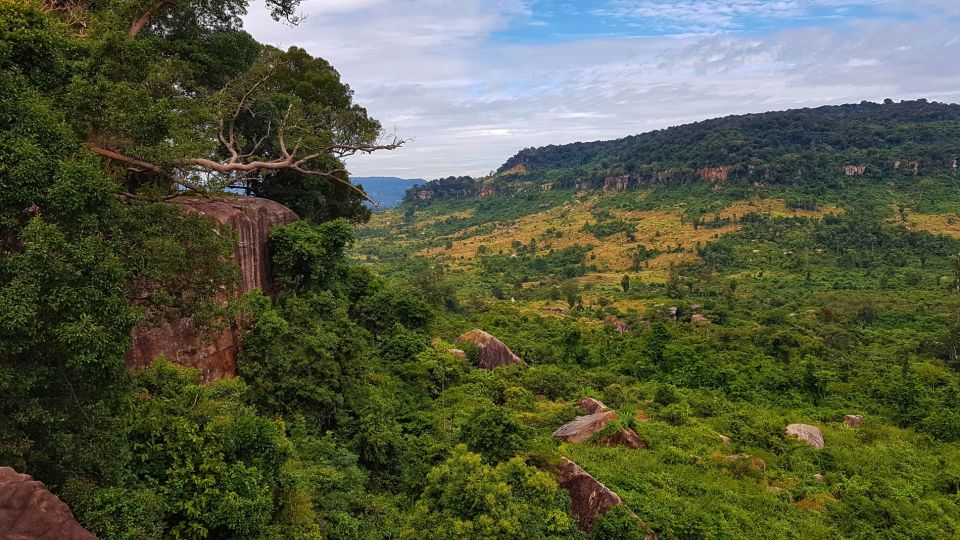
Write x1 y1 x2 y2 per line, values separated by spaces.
3 1 960 539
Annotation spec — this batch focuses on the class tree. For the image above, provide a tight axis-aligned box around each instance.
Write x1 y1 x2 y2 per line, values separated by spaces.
621 274 631 292
402 446 575 540
561 279 580 310
38 1 401 203
459 407 526 463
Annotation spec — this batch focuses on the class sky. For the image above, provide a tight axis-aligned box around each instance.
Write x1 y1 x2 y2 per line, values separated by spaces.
243 0 960 179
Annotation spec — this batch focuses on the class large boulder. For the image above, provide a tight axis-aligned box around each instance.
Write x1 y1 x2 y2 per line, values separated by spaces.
0 467 95 539
556 458 623 532
125 196 298 382
785 423 825 449
553 411 618 443
555 459 656 538
454 329 521 369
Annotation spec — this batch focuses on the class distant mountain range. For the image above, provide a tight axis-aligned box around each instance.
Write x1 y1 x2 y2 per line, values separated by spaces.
353 177 425 209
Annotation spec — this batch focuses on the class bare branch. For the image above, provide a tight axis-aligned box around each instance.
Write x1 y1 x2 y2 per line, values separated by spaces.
294 167 378 206
87 144 163 173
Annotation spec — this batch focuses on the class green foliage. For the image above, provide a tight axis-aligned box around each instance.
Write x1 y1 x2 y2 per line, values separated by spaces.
270 219 354 292
403 445 576 539
459 406 527 463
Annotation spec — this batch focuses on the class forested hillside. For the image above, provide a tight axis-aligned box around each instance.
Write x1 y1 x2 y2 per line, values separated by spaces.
4 1 960 539
406 100 960 202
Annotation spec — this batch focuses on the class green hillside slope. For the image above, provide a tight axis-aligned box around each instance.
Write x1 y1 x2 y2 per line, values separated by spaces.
354 101 960 538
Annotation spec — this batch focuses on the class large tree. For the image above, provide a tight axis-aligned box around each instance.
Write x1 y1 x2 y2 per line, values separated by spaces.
42 0 400 212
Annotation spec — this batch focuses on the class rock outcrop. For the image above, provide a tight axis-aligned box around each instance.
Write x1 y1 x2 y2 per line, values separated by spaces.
843 165 866 176
454 329 521 369
604 315 631 333
0 467 95 539
125 196 298 383
576 397 608 415
600 428 647 449
844 414 864 427
894 160 921 175
691 313 711 326
174 197 299 296
553 411 618 443
698 166 732 182
603 175 631 192
555 458 623 532
785 423 825 449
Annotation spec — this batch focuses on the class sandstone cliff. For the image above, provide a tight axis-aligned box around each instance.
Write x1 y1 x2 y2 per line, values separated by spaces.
125 196 298 382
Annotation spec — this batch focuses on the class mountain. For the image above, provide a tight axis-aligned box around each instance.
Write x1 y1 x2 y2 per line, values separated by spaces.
353 176 425 209
405 99 960 202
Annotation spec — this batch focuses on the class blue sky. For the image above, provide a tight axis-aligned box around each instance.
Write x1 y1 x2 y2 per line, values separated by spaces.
495 1 890 41
244 0 960 178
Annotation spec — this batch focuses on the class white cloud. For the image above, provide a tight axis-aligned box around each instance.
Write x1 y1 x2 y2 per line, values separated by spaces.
243 1 960 179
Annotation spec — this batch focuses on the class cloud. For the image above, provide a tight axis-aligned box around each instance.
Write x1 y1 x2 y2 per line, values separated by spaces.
243 1 960 179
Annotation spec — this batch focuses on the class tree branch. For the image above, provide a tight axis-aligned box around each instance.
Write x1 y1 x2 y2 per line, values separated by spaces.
129 0 169 37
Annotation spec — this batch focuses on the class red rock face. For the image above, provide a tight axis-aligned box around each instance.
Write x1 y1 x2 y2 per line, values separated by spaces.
125 196 298 383
698 166 732 182
843 165 866 176
455 329 521 369
0 467 95 540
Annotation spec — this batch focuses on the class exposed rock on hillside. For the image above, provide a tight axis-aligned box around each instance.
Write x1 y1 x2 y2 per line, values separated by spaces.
844 414 864 427
555 459 656 537
454 329 521 369
174 197 299 295
691 313 711 326
0 467 95 539
604 315 631 333
553 411 618 443
843 165 866 176
698 165 732 182
600 428 647 449
555 458 623 532
125 196 298 383
576 397 608 415
785 423 825 449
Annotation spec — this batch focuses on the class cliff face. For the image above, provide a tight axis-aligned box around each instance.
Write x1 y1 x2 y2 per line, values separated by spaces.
173 197 298 295
124 196 298 382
